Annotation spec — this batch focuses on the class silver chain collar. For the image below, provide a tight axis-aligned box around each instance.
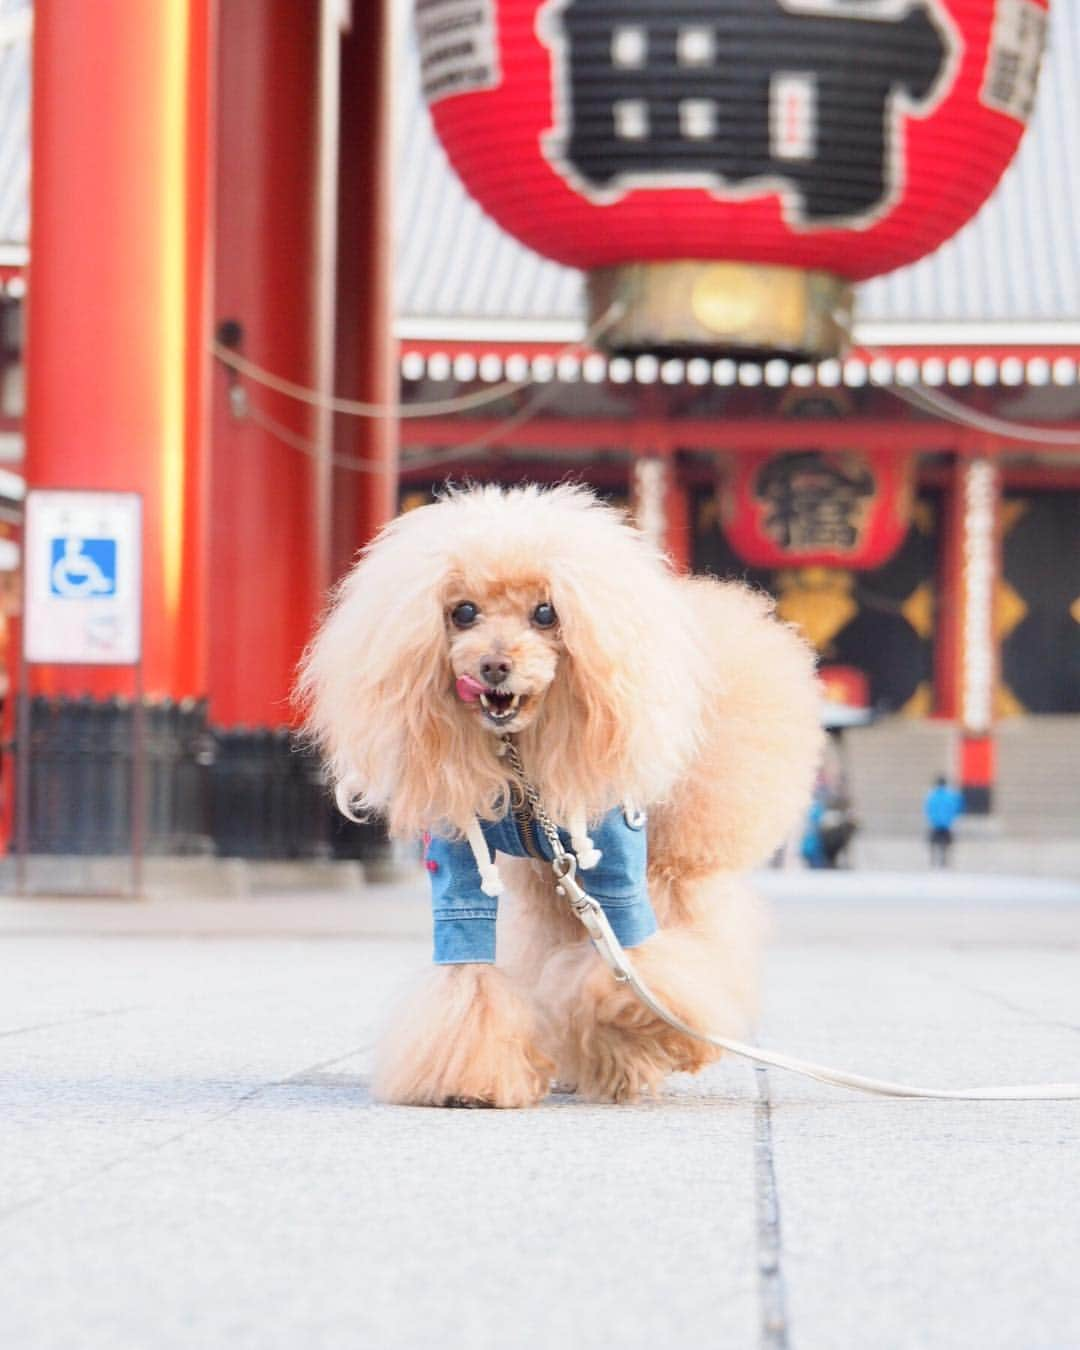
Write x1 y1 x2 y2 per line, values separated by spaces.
499 735 604 927
500 736 566 860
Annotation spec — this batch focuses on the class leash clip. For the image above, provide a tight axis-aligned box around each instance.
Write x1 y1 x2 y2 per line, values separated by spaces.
551 854 630 982
551 853 590 915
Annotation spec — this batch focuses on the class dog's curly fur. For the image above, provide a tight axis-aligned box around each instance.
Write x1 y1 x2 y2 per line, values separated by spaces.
298 484 823 1106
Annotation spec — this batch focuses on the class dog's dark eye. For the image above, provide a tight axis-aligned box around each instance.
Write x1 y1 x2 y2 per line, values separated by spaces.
450 602 479 629
532 603 557 629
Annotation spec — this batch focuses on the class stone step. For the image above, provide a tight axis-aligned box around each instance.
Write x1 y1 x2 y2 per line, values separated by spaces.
839 715 1080 837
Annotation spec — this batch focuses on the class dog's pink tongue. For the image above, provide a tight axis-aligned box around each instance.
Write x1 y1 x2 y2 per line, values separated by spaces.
455 673 486 704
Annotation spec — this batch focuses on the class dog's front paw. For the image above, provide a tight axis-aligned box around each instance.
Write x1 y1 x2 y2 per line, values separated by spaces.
374 965 554 1109
538 931 747 1103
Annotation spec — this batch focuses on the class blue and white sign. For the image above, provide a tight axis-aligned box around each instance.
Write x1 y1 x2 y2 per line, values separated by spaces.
49 537 118 598
25 490 142 665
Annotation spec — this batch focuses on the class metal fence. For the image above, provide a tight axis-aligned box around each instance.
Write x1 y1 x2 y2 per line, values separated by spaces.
211 727 327 858
22 695 210 855
18 696 384 860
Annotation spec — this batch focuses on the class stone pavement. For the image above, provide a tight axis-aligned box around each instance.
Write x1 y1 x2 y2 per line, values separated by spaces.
1 873 1078 1350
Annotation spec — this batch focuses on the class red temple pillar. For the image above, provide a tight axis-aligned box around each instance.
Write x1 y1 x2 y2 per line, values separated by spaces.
25 0 214 699
209 0 323 728
953 455 1001 813
631 455 692 571
331 0 399 576
934 458 965 720
664 461 693 572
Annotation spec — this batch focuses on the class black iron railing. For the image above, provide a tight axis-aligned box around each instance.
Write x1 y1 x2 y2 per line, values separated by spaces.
17 696 385 860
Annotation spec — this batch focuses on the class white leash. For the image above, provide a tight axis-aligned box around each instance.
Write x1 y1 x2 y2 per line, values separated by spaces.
501 738 1080 1103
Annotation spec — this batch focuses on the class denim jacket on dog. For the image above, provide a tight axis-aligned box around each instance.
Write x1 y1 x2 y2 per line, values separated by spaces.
425 805 657 965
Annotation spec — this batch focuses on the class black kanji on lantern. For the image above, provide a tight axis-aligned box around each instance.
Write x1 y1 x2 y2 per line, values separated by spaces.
755 452 876 552
547 0 953 223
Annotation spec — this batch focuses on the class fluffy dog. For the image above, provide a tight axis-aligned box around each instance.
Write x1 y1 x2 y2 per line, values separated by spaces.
298 484 822 1106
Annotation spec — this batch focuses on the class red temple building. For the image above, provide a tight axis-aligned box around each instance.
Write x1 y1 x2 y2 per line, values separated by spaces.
390 0 1079 828
0 0 1076 860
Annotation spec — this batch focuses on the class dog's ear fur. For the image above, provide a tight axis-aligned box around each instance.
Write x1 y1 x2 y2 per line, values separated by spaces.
516 495 703 825
295 507 512 836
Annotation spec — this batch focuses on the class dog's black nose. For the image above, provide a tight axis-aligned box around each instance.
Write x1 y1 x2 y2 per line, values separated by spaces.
481 661 511 686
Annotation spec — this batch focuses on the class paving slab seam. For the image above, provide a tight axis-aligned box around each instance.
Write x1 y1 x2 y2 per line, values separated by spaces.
0 1005 143 1041
0 1040 374 1225
754 1066 790 1349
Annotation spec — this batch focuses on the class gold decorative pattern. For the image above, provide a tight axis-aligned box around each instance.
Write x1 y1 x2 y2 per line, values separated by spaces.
774 567 857 651
995 579 1028 640
587 260 851 358
901 582 934 639
993 499 1030 719
697 491 722 533
912 500 935 536
999 499 1029 537
900 681 933 717
995 682 1027 719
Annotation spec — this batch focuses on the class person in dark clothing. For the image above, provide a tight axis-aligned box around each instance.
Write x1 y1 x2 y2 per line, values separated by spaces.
924 774 963 868
819 794 857 868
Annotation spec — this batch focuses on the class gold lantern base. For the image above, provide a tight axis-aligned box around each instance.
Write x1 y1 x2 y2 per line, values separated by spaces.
588 261 853 361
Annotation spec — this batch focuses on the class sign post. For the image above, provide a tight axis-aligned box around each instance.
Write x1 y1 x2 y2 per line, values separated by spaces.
18 490 144 896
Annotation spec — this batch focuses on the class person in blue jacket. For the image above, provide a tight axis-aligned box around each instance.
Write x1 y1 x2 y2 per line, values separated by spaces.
924 775 963 868
800 794 828 869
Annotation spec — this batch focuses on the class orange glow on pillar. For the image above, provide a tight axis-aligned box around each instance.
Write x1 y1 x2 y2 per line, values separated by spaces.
25 0 211 700
159 0 190 629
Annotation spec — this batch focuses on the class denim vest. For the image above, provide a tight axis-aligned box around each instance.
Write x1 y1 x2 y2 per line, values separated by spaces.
425 804 657 965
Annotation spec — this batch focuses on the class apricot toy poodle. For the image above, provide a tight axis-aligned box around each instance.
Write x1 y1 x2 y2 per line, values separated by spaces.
299 484 822 1106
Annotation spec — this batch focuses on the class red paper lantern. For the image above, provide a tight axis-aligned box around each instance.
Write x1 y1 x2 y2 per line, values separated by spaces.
721 448 913 568
417 0 1048 355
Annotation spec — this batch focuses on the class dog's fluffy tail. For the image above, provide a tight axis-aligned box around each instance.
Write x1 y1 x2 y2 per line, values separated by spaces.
647 578 823 886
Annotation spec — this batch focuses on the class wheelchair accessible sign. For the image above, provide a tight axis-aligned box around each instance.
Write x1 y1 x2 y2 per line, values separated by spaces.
24 490 142 665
